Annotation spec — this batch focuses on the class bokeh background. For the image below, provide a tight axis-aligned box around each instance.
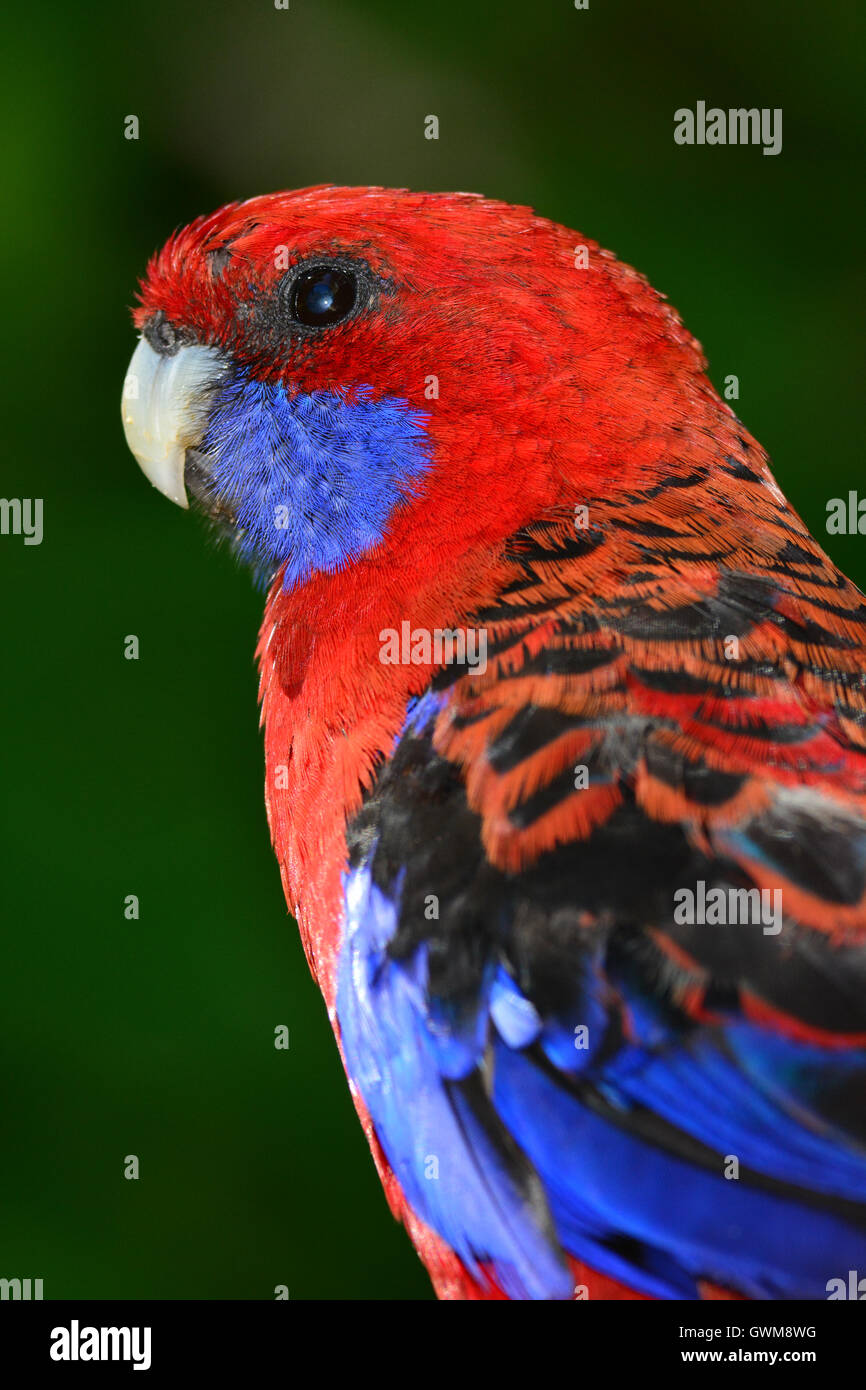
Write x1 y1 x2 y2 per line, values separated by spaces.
1 0 863 1299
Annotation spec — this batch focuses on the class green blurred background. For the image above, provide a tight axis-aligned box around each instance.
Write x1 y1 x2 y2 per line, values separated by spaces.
1 0 863 1299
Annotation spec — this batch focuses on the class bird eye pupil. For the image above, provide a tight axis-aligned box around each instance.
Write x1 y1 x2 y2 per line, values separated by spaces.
292 267 357 328
308 282 335 315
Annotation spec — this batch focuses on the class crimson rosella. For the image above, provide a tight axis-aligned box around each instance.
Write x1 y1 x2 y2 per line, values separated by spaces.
121 187 866 1301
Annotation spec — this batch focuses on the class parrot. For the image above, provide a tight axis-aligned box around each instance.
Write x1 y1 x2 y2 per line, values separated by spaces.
121 186 866 1301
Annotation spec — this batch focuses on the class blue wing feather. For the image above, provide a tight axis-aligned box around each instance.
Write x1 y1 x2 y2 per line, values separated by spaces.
336 686 866 1299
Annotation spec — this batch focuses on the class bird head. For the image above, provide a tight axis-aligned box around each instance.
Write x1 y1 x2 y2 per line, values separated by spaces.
122 185 715 595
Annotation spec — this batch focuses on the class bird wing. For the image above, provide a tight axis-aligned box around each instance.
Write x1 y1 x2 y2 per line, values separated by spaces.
336 462 866 1299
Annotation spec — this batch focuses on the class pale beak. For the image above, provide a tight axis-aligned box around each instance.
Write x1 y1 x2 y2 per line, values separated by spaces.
121 337 229 508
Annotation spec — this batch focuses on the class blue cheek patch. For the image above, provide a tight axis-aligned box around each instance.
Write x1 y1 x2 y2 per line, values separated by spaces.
200 377 431 587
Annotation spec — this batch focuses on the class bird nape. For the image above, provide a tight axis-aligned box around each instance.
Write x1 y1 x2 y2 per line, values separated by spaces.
122 186 866 1301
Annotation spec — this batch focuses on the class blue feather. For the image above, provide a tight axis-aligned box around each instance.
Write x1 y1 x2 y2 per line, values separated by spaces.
200 377 431 585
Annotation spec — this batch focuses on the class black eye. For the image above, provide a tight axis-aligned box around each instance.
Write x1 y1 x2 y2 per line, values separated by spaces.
290 266 357 328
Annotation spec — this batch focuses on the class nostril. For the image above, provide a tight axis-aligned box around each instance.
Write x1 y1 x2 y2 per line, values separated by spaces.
143 309 191 357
